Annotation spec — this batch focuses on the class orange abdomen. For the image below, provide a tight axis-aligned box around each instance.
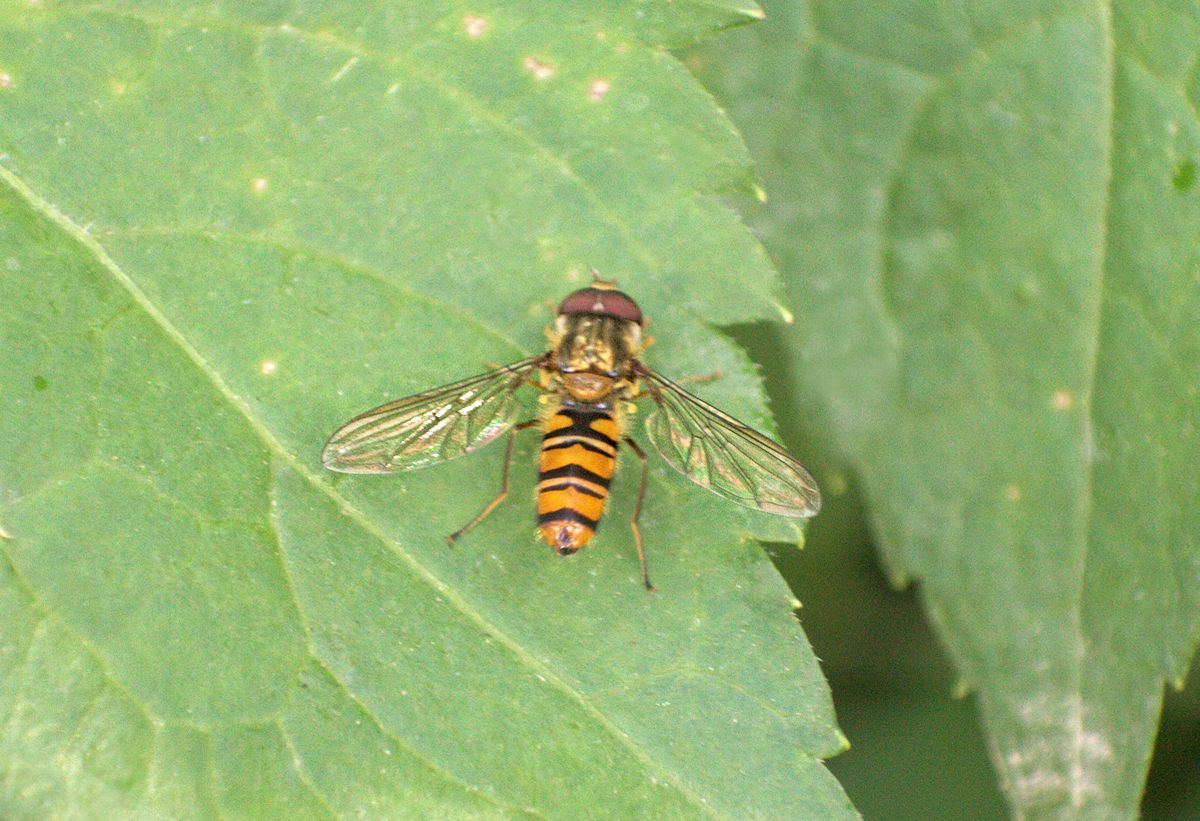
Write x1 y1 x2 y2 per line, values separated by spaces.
537 407 618 554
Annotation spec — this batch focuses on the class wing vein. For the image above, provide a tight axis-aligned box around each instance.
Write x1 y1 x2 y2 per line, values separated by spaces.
637 366 820 517
323 357 544 474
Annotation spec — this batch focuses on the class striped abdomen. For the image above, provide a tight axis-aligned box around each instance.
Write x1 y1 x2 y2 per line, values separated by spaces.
537 406 618 554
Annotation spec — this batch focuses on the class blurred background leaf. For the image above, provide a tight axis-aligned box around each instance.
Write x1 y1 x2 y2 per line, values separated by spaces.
0 1 856 818
692 0 1200 818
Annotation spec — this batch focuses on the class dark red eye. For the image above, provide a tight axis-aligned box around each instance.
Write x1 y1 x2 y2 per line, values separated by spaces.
558 287 643 324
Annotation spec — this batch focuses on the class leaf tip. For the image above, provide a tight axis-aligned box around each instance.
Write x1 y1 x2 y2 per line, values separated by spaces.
775 301 794 324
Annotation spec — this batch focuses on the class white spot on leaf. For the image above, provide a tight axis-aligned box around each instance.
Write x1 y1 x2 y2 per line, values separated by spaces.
1005 694 1112 811
522 56 555 80
463 14 488 38
1051 390 1074 411
588 79 610 101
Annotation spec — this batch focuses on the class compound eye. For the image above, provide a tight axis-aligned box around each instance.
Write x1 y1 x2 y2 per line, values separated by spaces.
558 287 643 324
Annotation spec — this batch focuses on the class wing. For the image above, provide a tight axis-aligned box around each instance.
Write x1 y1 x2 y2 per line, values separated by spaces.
322 356 545 474
637 366 821 517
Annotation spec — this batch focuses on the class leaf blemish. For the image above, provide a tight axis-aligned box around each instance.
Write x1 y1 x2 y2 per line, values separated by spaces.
826 472 848 495
1016 278 1041 303
327 56 360 84
1004 484 1022 502
1051 390 1075 411
0 72 12 89
251 177 268 194
33 375 48 391
463 14 488 38
260 360 277 375
588 79 611 101
1172 159 1195 191
523 56 555 81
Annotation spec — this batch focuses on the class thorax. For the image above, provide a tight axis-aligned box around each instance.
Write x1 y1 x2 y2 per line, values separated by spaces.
546 313 642 406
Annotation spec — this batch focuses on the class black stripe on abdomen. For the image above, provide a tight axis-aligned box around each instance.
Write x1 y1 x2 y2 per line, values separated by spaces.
537 508 600 529
538 463 612 488
538 480 606 499
547 407 619 448
540 438 614 456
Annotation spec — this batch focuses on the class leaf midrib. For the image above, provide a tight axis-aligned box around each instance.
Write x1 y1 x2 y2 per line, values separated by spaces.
1070 0 1115 809
0 164 722 817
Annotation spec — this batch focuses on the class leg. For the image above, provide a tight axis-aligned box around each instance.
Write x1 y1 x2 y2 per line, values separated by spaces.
622 437 655 594
447 420 537 545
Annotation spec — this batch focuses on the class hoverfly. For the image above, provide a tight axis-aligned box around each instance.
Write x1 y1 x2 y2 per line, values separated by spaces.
322 280 820 591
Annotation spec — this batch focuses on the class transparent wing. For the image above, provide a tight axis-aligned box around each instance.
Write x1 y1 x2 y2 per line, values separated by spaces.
322 356 544 474
637 366 821 517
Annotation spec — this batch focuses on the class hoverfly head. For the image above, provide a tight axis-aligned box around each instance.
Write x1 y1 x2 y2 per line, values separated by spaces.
557 280 643 326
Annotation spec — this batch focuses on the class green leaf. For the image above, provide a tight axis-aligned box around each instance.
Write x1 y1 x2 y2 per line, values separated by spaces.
692 0 1200 817
0 1 854 818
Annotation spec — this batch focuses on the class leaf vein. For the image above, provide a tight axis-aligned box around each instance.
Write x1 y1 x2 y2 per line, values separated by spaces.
264 463 534 817
78 3 685 297
1071 1 1115 808
0 549 158 740
274 717 338 820
100 224 527 356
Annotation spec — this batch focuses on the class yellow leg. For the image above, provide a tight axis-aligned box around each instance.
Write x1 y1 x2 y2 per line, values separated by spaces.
446 420 537 545
622 437 655 594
